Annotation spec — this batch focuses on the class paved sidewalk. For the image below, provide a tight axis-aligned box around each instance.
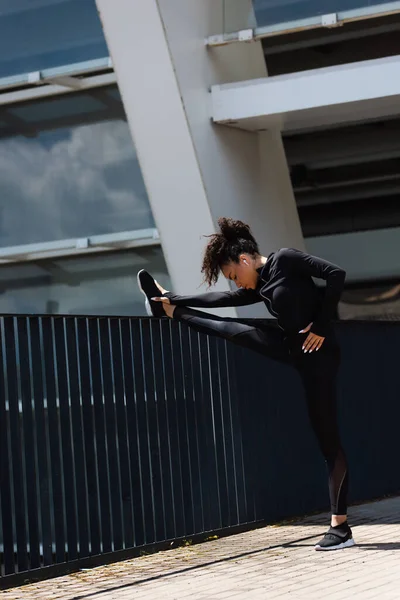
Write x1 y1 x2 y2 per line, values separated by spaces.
4 497 400 600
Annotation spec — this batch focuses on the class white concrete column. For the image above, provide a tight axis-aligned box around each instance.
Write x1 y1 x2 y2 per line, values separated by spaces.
258 130 305 250
96 0 304 317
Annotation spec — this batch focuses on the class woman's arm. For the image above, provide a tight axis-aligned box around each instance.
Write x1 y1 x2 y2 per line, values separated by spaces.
279 248 346 336
164 287 262 308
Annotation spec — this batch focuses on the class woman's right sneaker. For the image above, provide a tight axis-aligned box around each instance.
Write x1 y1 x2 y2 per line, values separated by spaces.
137 270 165 318
314 522 355 551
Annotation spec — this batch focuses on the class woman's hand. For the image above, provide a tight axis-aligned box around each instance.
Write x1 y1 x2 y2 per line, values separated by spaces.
151 281 170 304
299 322 325 353
151 295 175 318
151 296 171 305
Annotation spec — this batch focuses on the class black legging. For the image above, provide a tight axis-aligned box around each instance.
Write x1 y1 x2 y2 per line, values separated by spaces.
174 306 348 516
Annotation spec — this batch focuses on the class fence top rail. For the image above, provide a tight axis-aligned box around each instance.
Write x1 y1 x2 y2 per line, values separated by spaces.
0 314 398 327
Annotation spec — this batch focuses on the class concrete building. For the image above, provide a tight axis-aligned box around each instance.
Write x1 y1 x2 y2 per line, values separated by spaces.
1 0 400 319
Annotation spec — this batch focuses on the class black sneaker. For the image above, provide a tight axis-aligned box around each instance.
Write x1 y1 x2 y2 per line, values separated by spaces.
315 522 355 551
137 270 165 318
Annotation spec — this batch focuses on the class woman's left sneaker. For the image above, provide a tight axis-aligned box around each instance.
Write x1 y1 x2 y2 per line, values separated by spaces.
137 270 165 317
314 522 355 551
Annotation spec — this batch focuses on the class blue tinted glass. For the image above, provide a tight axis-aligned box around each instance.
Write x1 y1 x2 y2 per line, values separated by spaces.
0 0 108 78
0 248 172 316
10 95 108 123
253 0 398 27
0 86 155 247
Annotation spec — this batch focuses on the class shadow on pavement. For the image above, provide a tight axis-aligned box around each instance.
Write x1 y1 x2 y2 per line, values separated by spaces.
72 533 321 600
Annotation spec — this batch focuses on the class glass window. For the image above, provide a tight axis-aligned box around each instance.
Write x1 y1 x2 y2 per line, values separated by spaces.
253 1 396 28
0 86 155 247
10 95 109 123
306 228 400 320
339 281 400 321
0 247 171 316
0 0 108 79
224 0 400 33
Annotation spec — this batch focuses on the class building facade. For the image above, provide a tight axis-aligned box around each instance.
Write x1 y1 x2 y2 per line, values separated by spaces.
1 0 400 319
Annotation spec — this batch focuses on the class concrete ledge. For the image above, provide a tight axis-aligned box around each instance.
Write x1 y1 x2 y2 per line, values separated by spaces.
212 55 400 132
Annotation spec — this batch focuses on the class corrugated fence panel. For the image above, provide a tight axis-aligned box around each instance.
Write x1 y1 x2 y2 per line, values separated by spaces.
0 316 399 586
0 315 254 583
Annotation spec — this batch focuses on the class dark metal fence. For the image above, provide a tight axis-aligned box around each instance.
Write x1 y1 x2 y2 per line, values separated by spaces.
1 315 399 587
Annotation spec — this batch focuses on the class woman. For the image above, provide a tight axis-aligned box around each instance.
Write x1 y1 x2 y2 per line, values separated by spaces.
137 217 353 551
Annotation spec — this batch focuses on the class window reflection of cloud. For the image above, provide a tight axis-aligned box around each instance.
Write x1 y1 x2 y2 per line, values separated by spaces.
0 120 154 247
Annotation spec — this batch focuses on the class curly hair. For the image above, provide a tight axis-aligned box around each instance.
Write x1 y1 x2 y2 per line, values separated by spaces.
201 217 259 287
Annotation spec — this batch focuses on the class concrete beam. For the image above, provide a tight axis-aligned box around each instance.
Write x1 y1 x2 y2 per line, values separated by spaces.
212 55 400 133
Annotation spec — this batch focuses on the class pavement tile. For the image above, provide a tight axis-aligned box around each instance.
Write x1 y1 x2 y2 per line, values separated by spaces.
3 496 400 600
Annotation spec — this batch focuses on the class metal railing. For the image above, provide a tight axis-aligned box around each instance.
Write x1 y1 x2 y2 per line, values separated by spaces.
0 315 256 584
1 315 399 586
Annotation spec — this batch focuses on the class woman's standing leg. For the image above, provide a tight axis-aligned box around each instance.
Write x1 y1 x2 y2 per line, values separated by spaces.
295 339 354 550
173 306 348 491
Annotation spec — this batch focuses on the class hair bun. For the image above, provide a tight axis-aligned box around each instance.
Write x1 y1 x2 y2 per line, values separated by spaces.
218 217 252 242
